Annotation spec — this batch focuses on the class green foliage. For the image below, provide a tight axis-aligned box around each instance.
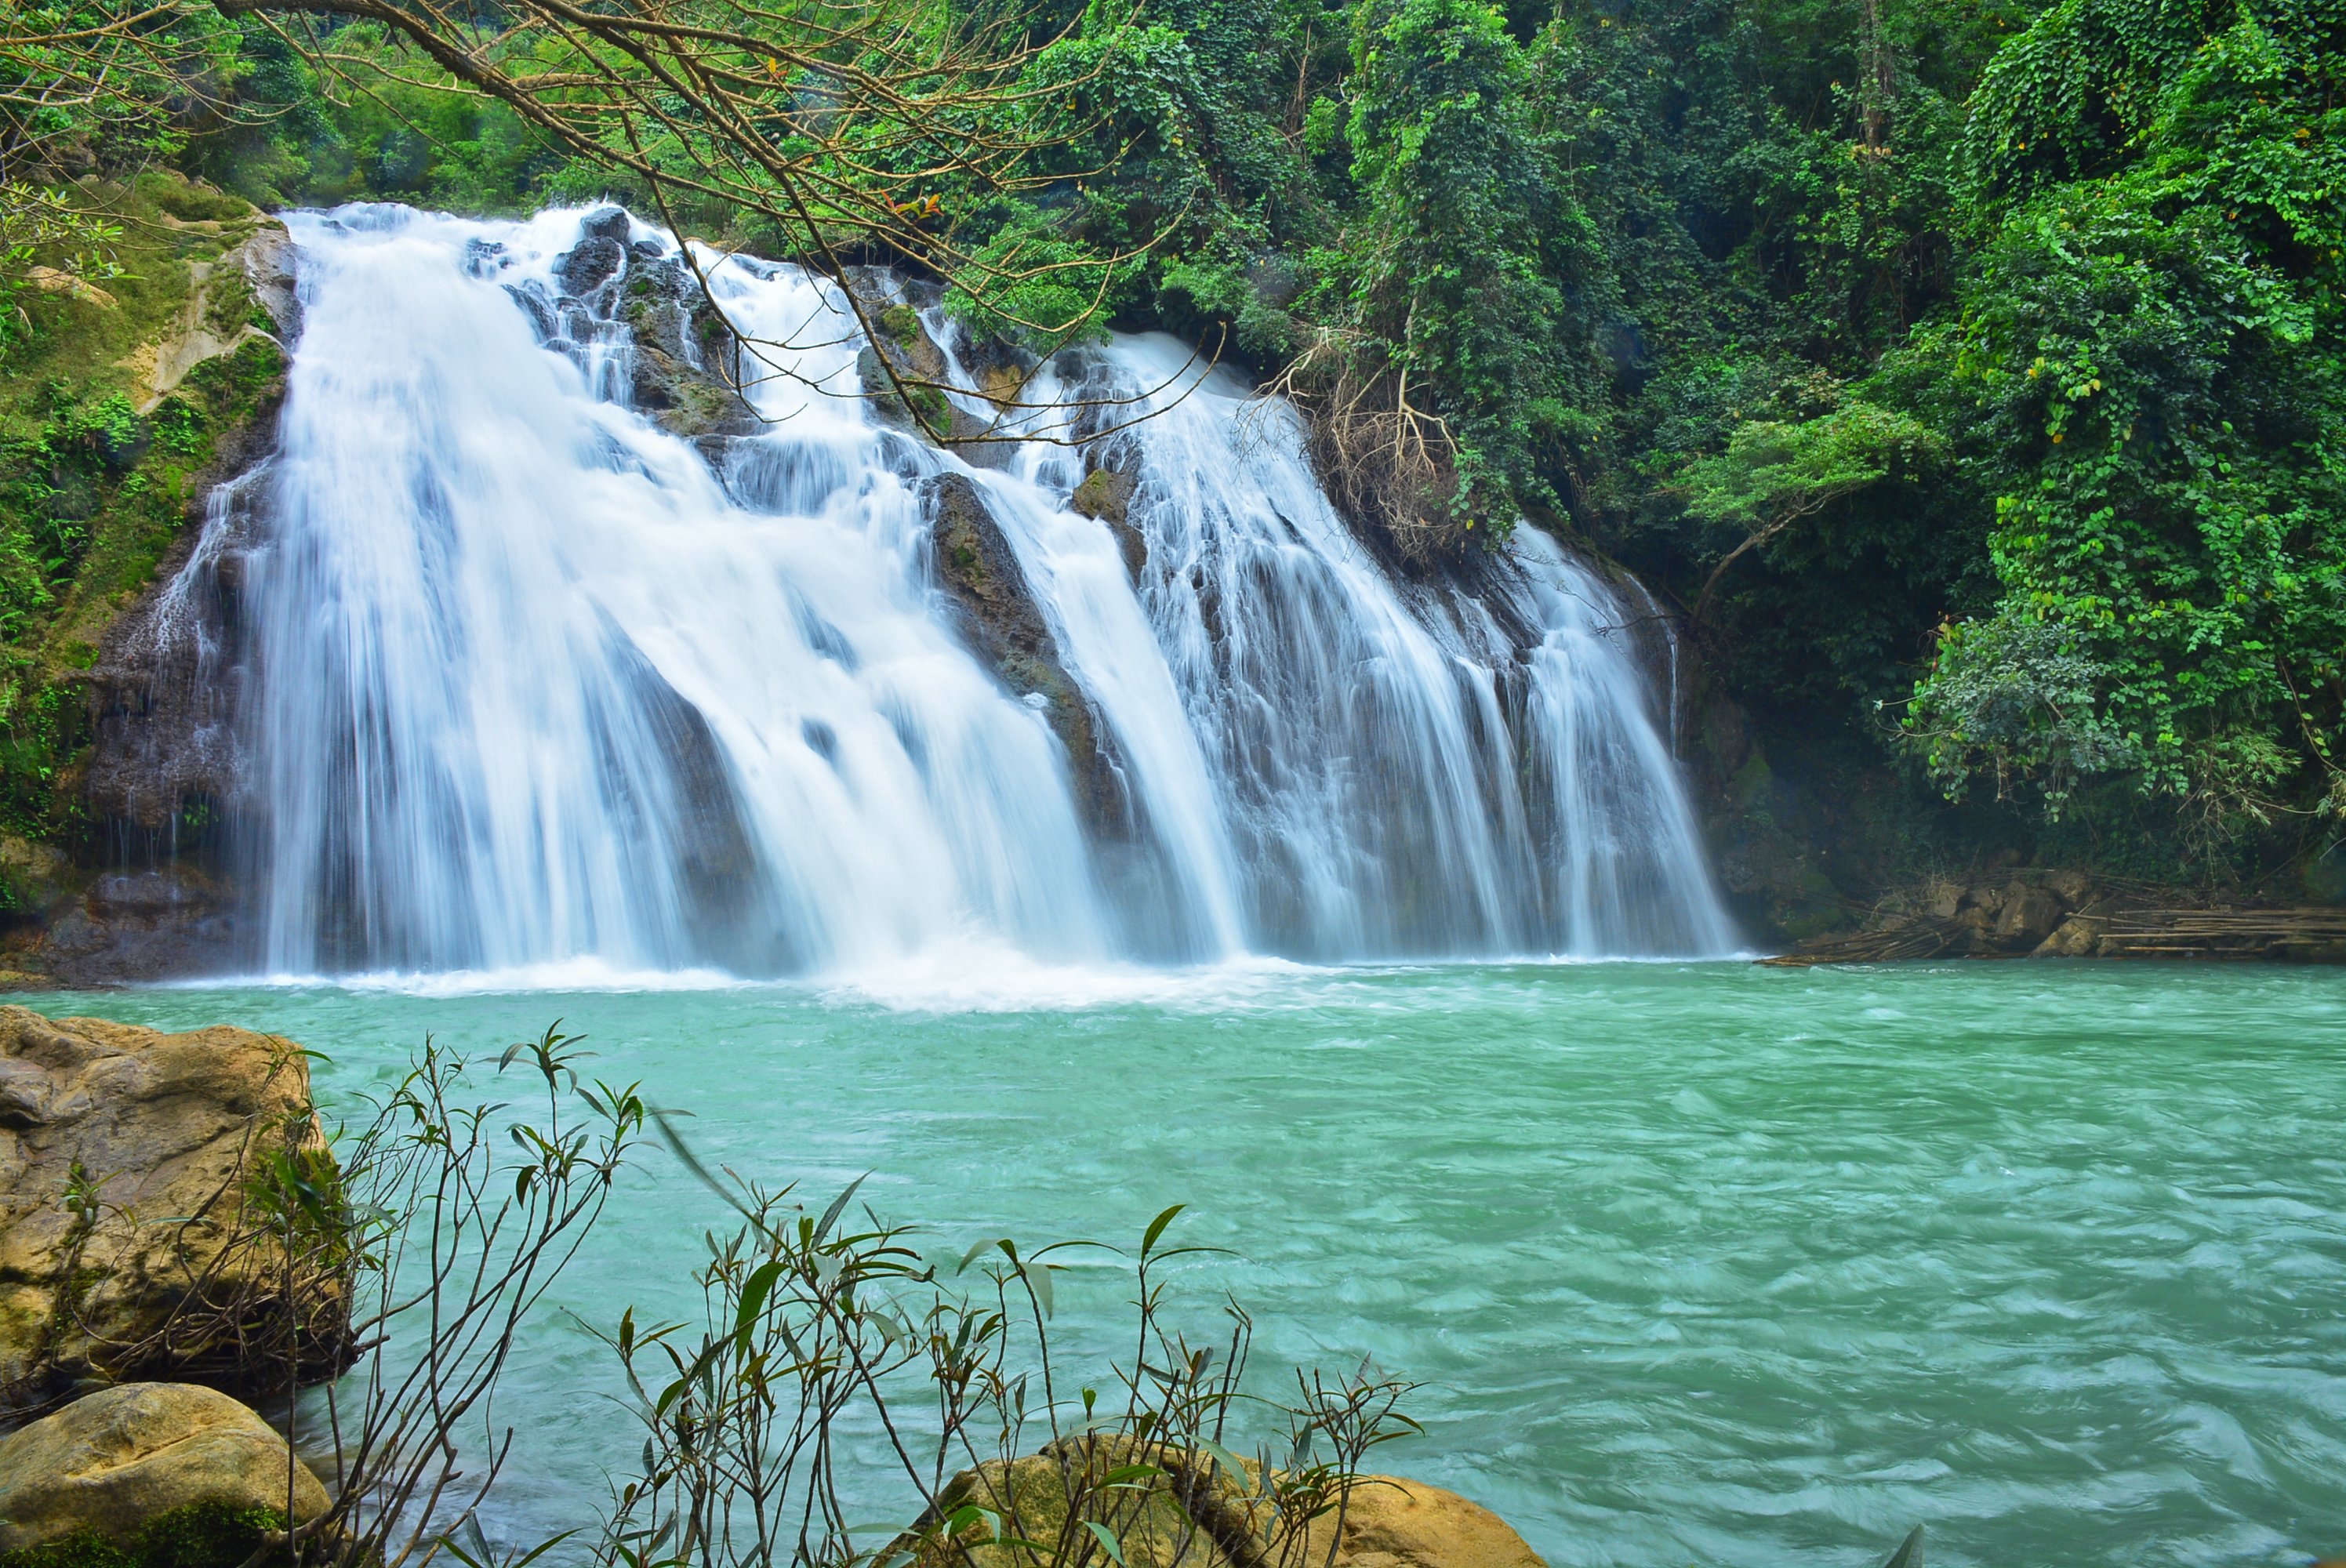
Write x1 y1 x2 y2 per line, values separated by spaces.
1335 0 1598 528
0 173 288 844
1683 400 1945 532
0 1502 289 1568
946 198 1134 353
1905 0 2346 840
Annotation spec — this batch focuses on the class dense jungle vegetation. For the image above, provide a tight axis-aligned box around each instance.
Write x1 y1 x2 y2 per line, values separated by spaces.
3 0 2342 898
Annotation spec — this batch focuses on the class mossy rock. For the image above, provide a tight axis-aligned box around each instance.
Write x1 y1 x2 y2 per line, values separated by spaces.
902 1438 1549 1568
0 1385 330 1563
875 303 925 349
906 1438 1236 1568
0 173 291 848
0 1501 289 1568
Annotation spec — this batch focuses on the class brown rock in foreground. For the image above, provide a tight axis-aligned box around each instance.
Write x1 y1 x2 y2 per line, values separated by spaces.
1275 1476 1545 1568
0 1009 352 1417
0 1382 330 1553
912 1438 1544 1568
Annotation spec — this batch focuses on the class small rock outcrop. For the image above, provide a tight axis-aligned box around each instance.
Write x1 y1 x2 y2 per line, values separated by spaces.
1274 1476 1547 1568
0 1010 350 1418
921 474 1129 839
1762 867 2346 964
509 206 757 442
910 1439 1545 1568
0 1382 329 1554
847 275 1022 466
1070 466 1147 583
115 220 298 416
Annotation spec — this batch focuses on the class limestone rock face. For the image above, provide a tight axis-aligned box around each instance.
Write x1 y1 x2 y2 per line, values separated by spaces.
67 217 300 983
117 220 298 415
0 1010 349 1418
0 1382 329 1553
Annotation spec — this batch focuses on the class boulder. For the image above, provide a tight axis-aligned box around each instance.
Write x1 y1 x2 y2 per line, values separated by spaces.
0 1382 329 1554
1069 468 1137 526
847 277 1016 466
528 206 754 442
1275 1476 1546 1568
0 1010 350 1418
2032 913 2106 958
918 1441 1232 1568
1992 880 2066 948
24 267 118 310
908 1439 1544 1568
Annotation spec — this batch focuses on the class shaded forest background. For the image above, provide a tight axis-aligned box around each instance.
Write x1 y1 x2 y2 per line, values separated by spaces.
4 0 2342 923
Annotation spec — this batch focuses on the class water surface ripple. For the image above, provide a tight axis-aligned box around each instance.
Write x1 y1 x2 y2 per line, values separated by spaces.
15 960 2343 1566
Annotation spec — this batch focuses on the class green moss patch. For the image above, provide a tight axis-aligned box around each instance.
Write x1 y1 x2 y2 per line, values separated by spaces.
0 174 287 848
0 1501 290 1568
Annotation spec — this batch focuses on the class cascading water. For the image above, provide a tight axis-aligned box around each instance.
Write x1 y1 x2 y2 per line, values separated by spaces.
200 204 1734 976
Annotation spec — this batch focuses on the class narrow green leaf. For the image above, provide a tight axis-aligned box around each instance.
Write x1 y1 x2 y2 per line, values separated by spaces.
735 1259 786 1340
817 1175 868 1243
1081 1522 1128 1566
1194 1438 1251 1479
1141 1203 1186 1258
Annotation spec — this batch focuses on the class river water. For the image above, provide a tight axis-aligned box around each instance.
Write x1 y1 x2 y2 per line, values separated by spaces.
12 960 2342 1567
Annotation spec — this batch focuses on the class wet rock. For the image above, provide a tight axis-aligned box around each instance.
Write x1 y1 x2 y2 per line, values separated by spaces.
0 1382 329 1553
545 209 754 441
34 869 245 985
1070 467 1136 525
855 297 963 444
80 481 263 983
554 232 627 296
0 1010 350 1417
921 474 1127 837
847 278 1015 466
616 252 746 438
1070 467 1146 582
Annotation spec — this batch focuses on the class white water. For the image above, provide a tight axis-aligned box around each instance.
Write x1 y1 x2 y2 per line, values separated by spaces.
203 204 1734 975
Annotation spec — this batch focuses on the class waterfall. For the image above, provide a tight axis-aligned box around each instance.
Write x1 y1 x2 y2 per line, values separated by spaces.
206 204 1734 976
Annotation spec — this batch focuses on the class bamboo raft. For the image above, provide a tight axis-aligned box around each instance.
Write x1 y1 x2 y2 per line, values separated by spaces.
2097 906 2346 957
1756 916 1972 967
1760 906 2346 967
